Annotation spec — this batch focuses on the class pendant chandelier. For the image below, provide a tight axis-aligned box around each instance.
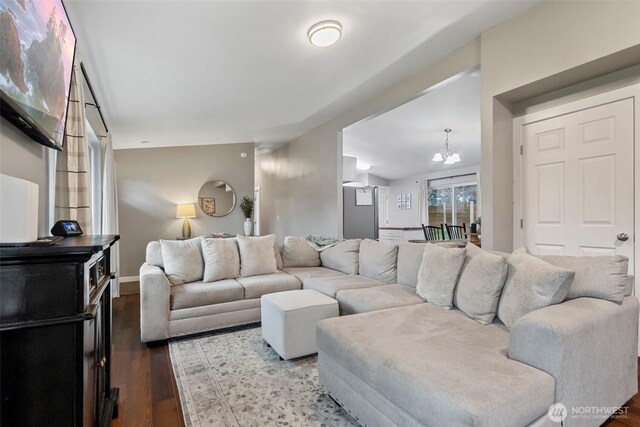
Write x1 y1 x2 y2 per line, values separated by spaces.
432 128 461 165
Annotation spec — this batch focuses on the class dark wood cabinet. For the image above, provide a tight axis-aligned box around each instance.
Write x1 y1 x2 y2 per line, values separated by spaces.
0 235 120 427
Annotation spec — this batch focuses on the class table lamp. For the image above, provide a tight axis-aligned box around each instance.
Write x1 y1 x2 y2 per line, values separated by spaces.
176 203 196 238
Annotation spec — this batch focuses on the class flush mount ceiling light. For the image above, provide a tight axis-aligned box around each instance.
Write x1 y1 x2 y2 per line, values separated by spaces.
356 161 371 171
308 20 342 47
432 128 461 165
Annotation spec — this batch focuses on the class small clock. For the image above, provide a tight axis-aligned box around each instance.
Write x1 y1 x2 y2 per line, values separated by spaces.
51 220 84 237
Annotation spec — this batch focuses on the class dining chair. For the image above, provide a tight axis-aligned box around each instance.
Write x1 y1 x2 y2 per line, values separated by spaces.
421 224 445 241
445 223 467 240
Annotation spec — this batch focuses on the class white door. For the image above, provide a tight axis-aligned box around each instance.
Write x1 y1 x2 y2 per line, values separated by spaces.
378 187 389 227
522 98 634 266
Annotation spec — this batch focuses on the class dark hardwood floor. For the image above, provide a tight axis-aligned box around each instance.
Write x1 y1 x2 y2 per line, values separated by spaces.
112 293 184 427
112 293 640 427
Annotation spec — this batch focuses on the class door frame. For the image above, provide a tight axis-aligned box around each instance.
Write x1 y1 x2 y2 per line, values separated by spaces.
254 186 261 236
513 84 640 291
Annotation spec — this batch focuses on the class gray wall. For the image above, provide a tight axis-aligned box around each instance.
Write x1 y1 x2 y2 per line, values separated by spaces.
115 143 254 277
0 117 50 236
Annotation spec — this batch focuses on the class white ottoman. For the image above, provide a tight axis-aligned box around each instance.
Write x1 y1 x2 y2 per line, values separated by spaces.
261 289 339 360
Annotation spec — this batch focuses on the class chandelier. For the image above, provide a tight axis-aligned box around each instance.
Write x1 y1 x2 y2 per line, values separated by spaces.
432 128 461 165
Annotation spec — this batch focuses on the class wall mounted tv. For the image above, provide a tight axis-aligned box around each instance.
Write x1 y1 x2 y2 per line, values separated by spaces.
0 0 76 151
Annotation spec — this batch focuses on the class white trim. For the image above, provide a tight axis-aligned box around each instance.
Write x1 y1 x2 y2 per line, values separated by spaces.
120 275 140 283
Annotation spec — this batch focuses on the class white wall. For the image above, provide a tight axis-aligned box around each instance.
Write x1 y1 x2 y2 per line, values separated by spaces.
257 39 481 238
480 0 640 250
386 165 479 227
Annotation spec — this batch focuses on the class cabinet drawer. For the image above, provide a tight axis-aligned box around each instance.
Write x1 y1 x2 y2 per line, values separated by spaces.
379 230 403 239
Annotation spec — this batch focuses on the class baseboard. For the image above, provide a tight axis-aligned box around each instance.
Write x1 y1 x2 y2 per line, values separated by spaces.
120 276 140 283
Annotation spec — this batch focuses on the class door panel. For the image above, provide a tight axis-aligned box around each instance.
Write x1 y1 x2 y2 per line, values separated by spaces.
523 98 634 267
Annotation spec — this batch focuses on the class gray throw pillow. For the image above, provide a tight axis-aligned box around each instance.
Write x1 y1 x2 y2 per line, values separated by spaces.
145 240 164 268
160 238 204 285
537 255 628 303
320 239 360 274
454 243 508 324
416 244 466 309
237 234 278 277
281 236 321 268
497 248 574 330
201 238 240 282
358 239 398 284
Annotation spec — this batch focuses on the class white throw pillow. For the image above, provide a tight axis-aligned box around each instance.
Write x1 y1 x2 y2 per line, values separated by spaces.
160 238 204 285
497 248 574 330
320 239 360 275
358 239 398 284
416 244 466 309
145 240 164 268
454 243 508 324
273 239 284 270
281 236 321 268
237 234 278 277
201 238 240 282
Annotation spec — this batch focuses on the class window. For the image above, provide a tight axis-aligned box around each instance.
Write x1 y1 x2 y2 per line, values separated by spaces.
427 177 479 229
86 119 102 233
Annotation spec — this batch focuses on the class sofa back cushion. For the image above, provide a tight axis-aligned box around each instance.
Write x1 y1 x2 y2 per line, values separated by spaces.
396 243 425 287
237 234 278 277
201 238 240 282
537 255 628 303
359 239 398 284
160 238 204 285
454 243 508 324
320 239 360 275
146 240 164 268
497 248 574 330
281 236 321 268
417 244 466 309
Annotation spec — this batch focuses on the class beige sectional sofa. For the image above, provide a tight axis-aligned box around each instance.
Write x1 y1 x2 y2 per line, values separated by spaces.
139 235 638 427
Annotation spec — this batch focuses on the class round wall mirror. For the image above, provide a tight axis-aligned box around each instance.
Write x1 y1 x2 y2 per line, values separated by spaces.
197 180 236 217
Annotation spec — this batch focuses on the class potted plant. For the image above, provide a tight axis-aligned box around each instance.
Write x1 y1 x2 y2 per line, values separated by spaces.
240 196 254 236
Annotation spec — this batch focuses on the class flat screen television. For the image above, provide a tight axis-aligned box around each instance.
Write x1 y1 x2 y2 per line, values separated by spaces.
0 0 76 151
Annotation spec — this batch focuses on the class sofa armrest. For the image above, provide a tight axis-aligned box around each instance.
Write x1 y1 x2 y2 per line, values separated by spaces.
509 297 638 422
139 262 171 343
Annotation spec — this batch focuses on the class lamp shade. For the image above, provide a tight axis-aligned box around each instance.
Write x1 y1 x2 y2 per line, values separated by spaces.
176 203 196 218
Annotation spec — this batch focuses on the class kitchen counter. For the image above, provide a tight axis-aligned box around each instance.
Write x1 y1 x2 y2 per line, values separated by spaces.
378 227 422 243
378 227 422 231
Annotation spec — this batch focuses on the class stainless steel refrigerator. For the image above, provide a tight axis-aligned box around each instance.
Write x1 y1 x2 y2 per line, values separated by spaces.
343 186 378 240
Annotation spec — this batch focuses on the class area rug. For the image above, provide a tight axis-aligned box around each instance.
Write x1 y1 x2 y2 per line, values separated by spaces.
168 326 358 427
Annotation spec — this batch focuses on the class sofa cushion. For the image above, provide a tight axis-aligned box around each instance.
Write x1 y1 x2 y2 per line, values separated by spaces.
303 275 385 298
274 239 283 270
358 239 398 284
170 279 244 310
237 235 278 277
454 243 508 324
160 238 204 285
538 254 628 303
498 248 574 330
336 284 425 315
320 239 360 275
283 267 346 281
317 304 555 427
145 241 164 268
416 244 466 310
236 273 302 299
396 243 425 287
281 236 321 268
201 238 240 282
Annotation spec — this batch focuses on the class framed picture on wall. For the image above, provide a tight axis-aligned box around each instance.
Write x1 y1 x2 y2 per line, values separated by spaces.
406 200 411 210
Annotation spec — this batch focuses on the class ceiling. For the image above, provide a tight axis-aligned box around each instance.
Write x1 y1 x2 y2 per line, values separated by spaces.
64 1 534 150
343 71 480 180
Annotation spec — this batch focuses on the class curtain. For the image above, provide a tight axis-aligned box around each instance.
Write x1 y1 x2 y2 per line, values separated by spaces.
55 64 92 233
417 180 428 226
102 133 120 298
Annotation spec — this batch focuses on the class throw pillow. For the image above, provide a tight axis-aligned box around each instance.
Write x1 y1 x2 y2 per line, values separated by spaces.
537 255 628 303
497 248 574 330
281 236 321 268
396 243 426 287
454 243 508 324
145 240 164 268
160 238 204 285
273 239 284 270
237 234 278 277
320 239 360 275
358 239 398 284
201 238 240 282
416 244 466 309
